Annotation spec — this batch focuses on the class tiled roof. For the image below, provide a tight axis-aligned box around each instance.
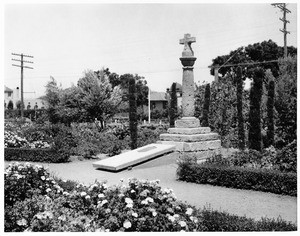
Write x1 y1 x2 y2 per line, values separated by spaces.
4 86 13 92
150 91 167 101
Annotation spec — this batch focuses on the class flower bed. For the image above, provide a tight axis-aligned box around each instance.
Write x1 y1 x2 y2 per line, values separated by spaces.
176 158 297 196
5 162 297 232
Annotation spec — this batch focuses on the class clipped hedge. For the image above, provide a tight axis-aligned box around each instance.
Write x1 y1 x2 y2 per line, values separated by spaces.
177 160 297 196
4 148 69 163
200 208 296 231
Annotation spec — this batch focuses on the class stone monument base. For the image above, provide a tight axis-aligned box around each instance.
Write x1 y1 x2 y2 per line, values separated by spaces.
158 118 221 162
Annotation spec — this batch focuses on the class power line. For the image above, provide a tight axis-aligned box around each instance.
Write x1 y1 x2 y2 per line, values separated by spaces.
208 60 279 81
272 3 291 58
11 53 34 118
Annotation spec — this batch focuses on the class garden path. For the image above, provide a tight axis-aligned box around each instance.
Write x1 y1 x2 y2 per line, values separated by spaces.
5 152 297 224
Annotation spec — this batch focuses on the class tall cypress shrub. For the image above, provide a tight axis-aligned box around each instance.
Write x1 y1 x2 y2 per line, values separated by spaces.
236 67 245 150
169 83 177 128
248 68 264 151
129 77 137 150
201 83 210 127
267 79 275 147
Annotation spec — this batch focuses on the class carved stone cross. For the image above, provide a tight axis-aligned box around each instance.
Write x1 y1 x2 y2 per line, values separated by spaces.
180 33 196 57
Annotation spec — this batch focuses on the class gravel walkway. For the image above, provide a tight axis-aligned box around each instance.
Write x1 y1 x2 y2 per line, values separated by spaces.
5 152 297 224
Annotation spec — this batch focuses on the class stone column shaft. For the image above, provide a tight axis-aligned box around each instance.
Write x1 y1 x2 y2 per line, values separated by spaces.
182 66 195 117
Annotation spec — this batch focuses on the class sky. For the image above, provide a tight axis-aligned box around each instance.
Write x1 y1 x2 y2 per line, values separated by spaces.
3 1 298 98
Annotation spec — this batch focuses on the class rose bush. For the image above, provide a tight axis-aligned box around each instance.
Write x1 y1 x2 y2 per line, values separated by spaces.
5 162 296 232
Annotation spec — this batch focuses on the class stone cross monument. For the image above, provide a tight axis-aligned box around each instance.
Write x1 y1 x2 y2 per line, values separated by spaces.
159 33 221 161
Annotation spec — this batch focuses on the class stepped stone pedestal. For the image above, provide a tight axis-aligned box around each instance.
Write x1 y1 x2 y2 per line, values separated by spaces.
158 34 221 162
158 118 221 162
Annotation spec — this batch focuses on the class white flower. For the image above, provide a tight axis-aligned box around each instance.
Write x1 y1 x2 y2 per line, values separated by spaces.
131 190 135 193
145 197 154 203
174 214 180 218
58 215 66 221
126 203 133 208
98 193 105 198
85 195 91 200
152 211 157 217
89 184 97 190
190 216 198 223
101 199 108 206
102 183 107 189
132 212 138 218
186 207 193 215
125 197 133 204
80 192 87 197
123 220 132 229
16 218 27 226
46 188 51 193
179 221 187 227
168 215 175 222
141 200 148 205
63 191 69 196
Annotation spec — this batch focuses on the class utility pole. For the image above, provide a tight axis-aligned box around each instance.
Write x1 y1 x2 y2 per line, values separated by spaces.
272 3 291 58
12 53 34 118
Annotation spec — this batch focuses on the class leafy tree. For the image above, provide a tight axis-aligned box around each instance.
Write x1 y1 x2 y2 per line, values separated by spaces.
169 83 177 127
128 76 138 149
44 77 61 123
210 40 297 79
99 68 149 108
44 70 122 126
7 100 13 110
77 69 122 127
201 83 210 127
248 67 264 151
236 66 245 150
274 56 297 148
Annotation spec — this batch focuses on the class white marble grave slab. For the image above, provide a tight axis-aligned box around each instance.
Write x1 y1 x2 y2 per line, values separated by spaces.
93 144 175 171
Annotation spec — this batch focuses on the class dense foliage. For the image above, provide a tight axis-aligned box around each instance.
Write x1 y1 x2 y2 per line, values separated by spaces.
266 74 275 147
196 42 297 150
44 70 123 126
274 56 297 148
129 76 138 150
169 82 177 128
5 162 296 232
201 83 210 127
4 119 167 162
236 66 245 150
248 67 263 151
195 76 249 148
5 148 69 163
177 155 297 196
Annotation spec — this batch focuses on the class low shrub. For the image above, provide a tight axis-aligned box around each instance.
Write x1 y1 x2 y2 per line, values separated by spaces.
275 140 297 173
5 148 69 163
4 162 60 207
5 162 297 232
200 208 296 231
209 146 295 174
137 126 166 147
177 158 297 196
